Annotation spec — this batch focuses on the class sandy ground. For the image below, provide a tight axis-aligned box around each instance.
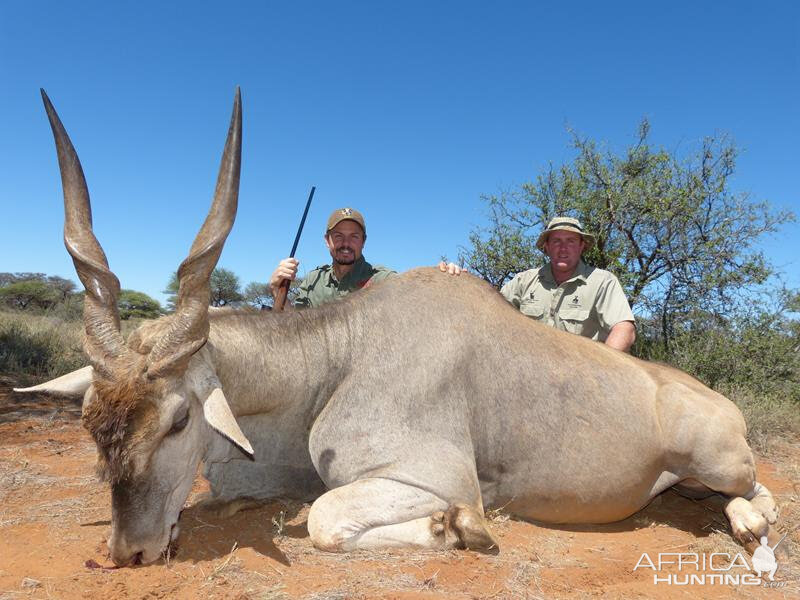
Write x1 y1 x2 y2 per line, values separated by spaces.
0 379 798 599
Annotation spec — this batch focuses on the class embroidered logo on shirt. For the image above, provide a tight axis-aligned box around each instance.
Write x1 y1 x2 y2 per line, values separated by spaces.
568 295 584 309
529 292 535 300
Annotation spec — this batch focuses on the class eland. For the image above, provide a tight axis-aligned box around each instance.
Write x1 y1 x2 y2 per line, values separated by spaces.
18 88 780 566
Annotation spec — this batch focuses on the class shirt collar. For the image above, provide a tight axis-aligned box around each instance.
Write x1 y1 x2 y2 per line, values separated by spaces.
543 259 589 286
574 259 591 281
328 255 370 286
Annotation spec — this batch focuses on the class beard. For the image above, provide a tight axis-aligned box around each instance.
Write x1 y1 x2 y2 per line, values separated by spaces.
333 246 357 266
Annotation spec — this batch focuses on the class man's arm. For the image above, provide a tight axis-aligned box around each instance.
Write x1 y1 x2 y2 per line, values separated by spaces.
594 274 636 352
605 320 635 352
499 274 523 308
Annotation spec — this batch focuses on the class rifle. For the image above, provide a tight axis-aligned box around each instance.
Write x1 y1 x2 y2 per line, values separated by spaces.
274 185 315 311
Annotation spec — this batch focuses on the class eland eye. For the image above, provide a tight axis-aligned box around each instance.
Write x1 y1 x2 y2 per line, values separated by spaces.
169 412 189 435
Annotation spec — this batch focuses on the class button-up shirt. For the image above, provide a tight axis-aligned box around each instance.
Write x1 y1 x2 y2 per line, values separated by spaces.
500 260 634 341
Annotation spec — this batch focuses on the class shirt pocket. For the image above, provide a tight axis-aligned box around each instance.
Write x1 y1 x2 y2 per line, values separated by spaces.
519 299 546 320
558 305 591 334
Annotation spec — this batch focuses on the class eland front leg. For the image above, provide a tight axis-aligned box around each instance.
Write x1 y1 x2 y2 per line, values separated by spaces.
658 381 782 552
306 477 497 552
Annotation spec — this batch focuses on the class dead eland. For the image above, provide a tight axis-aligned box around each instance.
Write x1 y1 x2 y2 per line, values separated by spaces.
18 88 780 566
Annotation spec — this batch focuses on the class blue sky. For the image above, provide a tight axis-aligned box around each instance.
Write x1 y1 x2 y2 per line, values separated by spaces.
1 1 798 305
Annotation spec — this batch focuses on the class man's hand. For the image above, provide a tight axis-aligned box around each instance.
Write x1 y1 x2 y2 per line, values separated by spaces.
438 261 467 276
269 258 299 297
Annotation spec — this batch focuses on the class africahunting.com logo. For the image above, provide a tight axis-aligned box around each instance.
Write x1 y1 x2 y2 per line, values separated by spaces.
634 535 787 587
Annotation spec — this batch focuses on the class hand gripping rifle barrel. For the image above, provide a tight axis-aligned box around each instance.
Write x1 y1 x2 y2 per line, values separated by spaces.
274 186 315 311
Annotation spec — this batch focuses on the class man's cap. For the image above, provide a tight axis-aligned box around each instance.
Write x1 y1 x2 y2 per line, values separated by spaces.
535 216 596 251
326 207 366 235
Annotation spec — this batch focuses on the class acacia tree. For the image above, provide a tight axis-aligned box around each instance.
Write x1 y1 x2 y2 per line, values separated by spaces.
459 120 794 349
244 279 302 309
0 273 77 309
164 267 243 311
118 290 163 320
243 282 272 309
0 280 61 310
210 268 243 307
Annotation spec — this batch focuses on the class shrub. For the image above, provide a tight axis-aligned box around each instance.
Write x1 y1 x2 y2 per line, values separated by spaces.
0 312 85 384
728 388 800 453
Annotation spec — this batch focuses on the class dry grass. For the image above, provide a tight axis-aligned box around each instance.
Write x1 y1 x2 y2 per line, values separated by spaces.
0 457 62 498
201 542 242 586
295 566 433 598
271 510 287 538
237 582 289 600
0 311 85 383
299 586 357 598
0 309 147 384
28 494 104 524
485 503 513 537
688 528 743 556
0 436 102 530
729 389 800 454
771 441 800 492
500 546 544 599
191 542 294 598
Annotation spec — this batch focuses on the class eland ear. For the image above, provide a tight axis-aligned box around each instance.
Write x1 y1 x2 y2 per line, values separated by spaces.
203 387 254 456
13 366 93 397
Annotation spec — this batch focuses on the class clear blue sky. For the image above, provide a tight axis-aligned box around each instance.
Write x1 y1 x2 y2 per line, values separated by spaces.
2 1 798 305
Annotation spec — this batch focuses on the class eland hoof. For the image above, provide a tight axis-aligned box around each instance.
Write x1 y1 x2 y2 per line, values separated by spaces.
446 504 499 553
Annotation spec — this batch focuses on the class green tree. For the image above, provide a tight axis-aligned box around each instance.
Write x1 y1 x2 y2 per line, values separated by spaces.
0 272 47 287
164 267 243 310
244 281 272 309
118 290 164 320
0 280 61 310
635 289 799 404
0 273 77 309
460 211 540 289
45 275 77 301
244 279 302 309
163 272 179 312
459 120 795 350
210 268 243 307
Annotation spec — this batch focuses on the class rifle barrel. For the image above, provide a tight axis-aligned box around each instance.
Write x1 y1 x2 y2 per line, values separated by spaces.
289 186 316 258
274 185 316 311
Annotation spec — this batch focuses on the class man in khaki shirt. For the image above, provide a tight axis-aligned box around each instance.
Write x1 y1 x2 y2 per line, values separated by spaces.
501 217 636 352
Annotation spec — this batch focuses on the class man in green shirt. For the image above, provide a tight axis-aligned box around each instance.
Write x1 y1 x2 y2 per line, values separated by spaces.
501 217 636 352
269 207 395 308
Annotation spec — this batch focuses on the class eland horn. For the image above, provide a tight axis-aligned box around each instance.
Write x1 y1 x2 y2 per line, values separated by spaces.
146 88 242 377
41 89 133 379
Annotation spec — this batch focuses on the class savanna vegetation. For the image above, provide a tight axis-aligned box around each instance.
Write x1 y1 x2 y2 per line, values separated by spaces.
2 122 797 445
163 267 298 310
0 273 154 384
0 269 294 384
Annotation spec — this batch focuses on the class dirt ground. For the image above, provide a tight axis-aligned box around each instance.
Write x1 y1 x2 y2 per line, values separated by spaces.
0 379 797 600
